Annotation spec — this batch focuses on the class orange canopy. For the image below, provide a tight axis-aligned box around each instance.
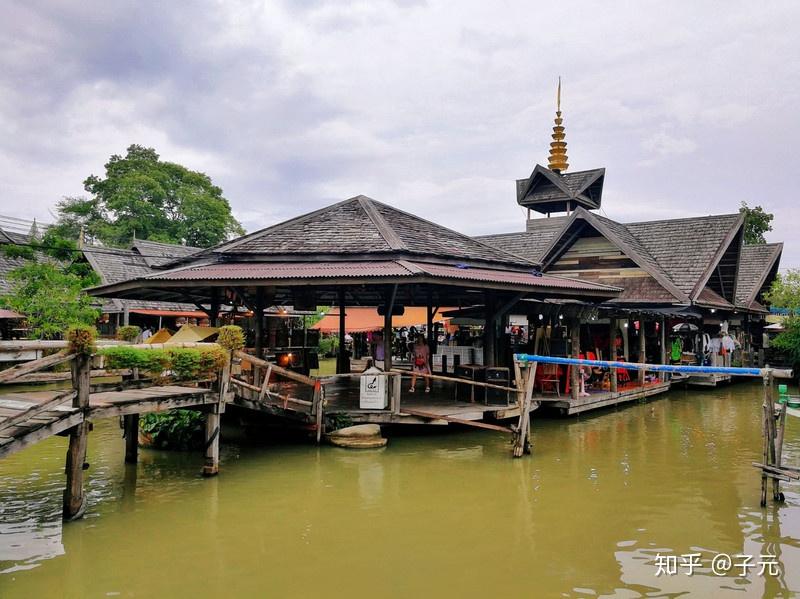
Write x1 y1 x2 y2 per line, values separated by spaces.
312 307 451 333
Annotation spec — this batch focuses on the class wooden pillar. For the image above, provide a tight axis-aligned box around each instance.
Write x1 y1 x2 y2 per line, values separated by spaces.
484 293 496 367
384 285 397 372
122 303 130 326
336 288 348 374
659 316 667 382
638 315 646 386
609 318 618 393
63 353 91 520
426 287 434 369
570 318 580 401
254 287 265 360
209 288 220 327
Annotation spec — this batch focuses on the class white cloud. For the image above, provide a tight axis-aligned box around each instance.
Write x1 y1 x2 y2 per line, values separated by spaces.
0 0 798 266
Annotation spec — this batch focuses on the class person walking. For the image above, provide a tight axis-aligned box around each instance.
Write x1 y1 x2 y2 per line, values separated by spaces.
409 334 431 393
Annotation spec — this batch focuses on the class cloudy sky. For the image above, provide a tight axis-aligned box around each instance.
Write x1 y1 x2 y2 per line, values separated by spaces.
3 1 799 266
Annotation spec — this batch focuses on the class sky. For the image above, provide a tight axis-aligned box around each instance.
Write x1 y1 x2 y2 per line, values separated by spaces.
2 1 799 266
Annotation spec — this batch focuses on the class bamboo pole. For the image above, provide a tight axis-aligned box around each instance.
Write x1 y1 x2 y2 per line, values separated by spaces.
513 362 536 458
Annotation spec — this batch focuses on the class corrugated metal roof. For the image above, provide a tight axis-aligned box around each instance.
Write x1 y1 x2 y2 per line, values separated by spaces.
147 261 412 281
139 259 619 293
405 262 620 291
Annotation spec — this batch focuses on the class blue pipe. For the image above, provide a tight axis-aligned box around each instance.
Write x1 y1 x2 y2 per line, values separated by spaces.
513 354 765 377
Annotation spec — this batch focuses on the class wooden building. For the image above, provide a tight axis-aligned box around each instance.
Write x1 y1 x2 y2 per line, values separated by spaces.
476 87 783 389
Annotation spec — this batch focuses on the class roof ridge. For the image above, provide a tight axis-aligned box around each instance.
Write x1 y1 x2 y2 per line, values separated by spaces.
357 196 407 251
624 212 740 226
365 197 538 266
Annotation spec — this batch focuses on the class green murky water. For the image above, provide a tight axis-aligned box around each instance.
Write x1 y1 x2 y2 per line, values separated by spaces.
1 382 799 598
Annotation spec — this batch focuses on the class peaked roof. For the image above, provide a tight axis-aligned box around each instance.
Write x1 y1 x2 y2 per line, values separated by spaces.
735 243 783 308
131 239 200 267
478 208 751 308
475 216 570 263
624 213 743 299
516 165 605 214
211 195 534 267
82 244 198 312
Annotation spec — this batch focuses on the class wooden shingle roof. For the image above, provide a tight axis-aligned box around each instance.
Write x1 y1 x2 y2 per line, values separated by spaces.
131 239 200 267
624 213 743 298
475 216 570 263
477 209 752 308
735 243 783 308
212 195 534 267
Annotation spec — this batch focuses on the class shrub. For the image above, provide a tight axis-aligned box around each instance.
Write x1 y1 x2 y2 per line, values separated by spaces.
66 325 97 356
99 346 227 380
217 325 245 352
140 410 205 450
116 325 142 342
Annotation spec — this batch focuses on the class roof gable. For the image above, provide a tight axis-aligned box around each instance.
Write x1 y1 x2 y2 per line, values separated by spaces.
624 213 744 299
516 165 604 214
735 243 783 308
539 208 688 302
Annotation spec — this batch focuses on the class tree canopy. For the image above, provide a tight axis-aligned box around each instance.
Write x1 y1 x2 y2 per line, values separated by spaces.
52 145 244 248
1 229 100 339
739 201 774 245
765 269 800 311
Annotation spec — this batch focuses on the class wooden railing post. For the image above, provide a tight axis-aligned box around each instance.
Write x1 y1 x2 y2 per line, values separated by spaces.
63 352 91 520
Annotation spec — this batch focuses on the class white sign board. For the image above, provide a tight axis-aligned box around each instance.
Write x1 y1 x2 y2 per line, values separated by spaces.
360 367 388 409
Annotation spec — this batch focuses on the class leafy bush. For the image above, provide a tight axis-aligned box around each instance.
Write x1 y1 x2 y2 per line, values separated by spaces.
217 325 245 351
66 325 97 355
773 317 800 365
99 346 227 380
116 325 141 342
140 410 205 450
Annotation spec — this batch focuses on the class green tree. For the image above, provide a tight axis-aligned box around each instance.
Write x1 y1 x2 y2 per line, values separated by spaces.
53 145 244 248
2 262 100 339
764 270 800 312
739 201 774 245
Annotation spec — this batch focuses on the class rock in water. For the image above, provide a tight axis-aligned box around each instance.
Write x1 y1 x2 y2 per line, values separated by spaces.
326 424 387 448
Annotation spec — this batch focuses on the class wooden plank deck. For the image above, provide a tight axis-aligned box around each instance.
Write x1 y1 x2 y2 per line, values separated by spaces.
544 380 672 415
0 385 215 459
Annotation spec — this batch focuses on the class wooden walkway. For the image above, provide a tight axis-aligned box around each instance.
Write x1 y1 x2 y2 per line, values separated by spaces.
0 385 215 459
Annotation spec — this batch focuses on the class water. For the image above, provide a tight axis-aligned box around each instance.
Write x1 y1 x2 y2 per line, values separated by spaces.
1 381 799 598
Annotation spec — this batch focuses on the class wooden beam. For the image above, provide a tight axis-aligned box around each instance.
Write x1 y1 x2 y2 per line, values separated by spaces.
0 351 73 384
400 408 511 433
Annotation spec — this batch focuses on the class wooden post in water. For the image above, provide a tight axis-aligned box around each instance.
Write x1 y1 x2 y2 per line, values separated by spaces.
204 351 231 476
63 353 91 520
123 367 140 464
512 360 536 458
761 372 773 506
570 319 580 402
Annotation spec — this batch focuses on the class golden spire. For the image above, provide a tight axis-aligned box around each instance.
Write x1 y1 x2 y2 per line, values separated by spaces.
548 77 569 173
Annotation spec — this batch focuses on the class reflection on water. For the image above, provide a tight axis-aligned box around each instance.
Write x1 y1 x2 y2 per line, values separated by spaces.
1 382 800 597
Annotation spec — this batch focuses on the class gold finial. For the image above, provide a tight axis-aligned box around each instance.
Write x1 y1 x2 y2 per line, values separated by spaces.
548 77 569 173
